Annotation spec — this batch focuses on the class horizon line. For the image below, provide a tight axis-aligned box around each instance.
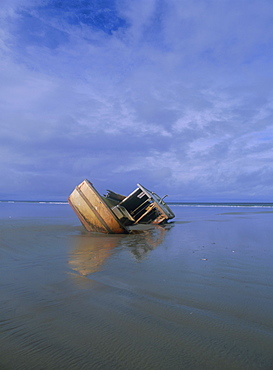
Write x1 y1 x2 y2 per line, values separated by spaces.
1 200 273 205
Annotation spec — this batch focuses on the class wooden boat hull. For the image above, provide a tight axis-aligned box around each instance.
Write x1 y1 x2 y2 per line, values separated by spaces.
69 180 175 234
68 179 127 234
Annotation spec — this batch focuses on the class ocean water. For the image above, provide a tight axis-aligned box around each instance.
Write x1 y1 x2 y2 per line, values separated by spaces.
0 201 273 369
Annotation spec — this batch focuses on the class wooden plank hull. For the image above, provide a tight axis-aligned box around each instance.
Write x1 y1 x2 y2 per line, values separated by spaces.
68 179 127 234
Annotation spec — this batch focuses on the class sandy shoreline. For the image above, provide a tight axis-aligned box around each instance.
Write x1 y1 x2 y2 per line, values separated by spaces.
0 203 273 369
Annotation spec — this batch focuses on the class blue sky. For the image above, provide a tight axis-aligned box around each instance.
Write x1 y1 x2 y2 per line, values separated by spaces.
1 0 273 201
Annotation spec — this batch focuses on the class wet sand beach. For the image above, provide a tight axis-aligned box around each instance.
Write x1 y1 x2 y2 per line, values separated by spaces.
0 202 273 369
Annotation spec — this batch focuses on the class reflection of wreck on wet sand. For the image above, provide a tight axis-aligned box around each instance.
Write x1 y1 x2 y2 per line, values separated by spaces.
69 226 168 276
68 179 175 234
68 234 119 276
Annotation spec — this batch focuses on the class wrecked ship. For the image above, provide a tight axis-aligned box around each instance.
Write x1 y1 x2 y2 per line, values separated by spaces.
68 179 175 234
